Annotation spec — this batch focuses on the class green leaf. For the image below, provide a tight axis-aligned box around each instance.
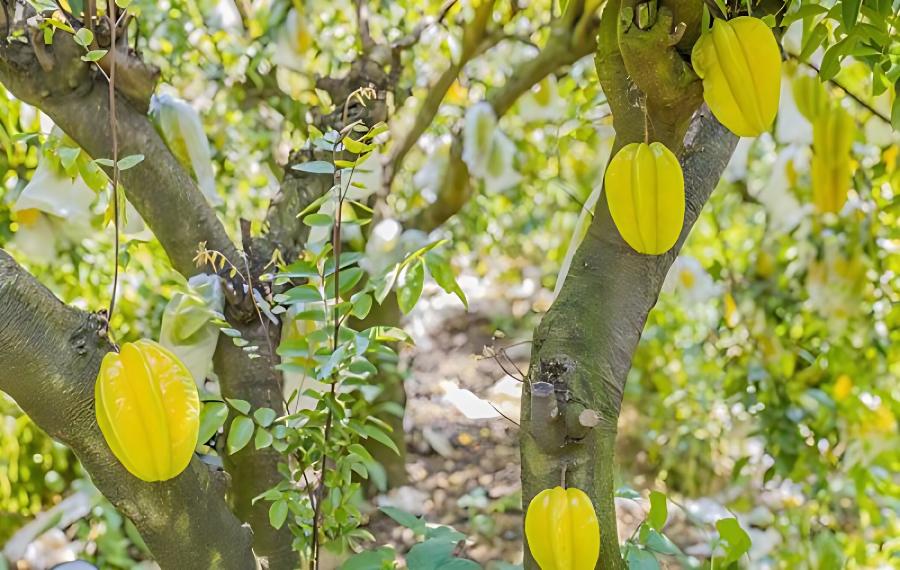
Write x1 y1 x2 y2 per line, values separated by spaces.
117 154 144 171
226 416 255 454
362 424 399 455
438 560 480 570
711 0 728 17
819 40 848 81
397 260 425 314
350 292 373 319
379 506 427 535
197 401 228 445
115 0 133 8
625 548 660 570
226 398 251 414
254 427 274 450
303 213 334 227
277 284 321 304
340 546 395 570
295 192 333 219
364 326 413 344
348 358 377 377
716 517 751 565
643 529 681 555
292 160 335 174
406 539 454 570
892 79 900 131
253 407 277 427
842 0 860 31
57 146 80 172
424 253 468 309
325 266 364 297
67 0 85 17
81 49 108 62
74 27 94 47
341 136 375 155
800 23 828 62
269 499 288 529
647 491 667 531
782 4 828 27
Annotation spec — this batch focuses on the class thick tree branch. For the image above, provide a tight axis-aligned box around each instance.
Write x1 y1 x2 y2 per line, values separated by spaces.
0 250 256 570
402 3 602 231
522 108 737 570
0 15 300 565
0 19 237 277
521 2 728 567
383 0 497 190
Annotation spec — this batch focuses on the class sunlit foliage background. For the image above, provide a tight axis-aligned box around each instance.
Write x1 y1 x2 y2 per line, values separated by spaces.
0 0 897 567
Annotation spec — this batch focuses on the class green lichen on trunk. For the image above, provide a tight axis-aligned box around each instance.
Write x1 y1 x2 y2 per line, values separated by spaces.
520 2 739 564
0 251 257 569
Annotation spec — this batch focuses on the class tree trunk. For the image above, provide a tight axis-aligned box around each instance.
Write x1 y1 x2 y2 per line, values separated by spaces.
520 108 737 568
0 251 257 569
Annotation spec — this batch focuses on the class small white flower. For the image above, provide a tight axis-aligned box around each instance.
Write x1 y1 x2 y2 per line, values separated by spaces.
662 256 722 304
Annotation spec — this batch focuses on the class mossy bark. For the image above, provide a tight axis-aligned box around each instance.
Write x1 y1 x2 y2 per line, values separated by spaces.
520 2 740 567
0 251 256 569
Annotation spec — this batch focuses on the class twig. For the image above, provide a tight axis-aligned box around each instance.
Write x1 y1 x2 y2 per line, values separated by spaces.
787 51 891 124
312 93 369 568
489 402 519 426
355 0 374 52
106 0 120 331
392 0 459 50
498 347 527 380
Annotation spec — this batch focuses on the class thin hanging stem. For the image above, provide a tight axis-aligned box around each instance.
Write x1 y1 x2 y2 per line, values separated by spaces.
642 94 650 145
311 89 370 567
106 1 121 332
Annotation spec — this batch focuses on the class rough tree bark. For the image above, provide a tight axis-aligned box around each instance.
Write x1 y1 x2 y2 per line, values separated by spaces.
0 251 256 569
519 1 740 568
0 7 296 566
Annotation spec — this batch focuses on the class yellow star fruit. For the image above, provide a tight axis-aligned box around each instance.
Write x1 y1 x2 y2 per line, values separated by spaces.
525 486 600 570
811 103 855 214
833 374 853 402
691 17 782 137
95 340 200 482
604 142 685 255
792 73 830 122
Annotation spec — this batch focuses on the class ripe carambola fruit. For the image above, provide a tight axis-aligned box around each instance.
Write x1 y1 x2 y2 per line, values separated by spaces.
691 17 781 137
604 142 685 255
525 486 600 570
95 339 200 482
792 74 829 122
811 103 855 214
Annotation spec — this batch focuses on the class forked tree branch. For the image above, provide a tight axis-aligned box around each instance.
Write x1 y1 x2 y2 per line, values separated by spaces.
0 250 257 569
521 1 731 568
0 10 299 565
0 24 237 277
402 0 602 232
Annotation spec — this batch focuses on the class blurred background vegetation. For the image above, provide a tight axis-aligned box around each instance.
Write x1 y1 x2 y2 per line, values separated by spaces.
0 0 897 568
